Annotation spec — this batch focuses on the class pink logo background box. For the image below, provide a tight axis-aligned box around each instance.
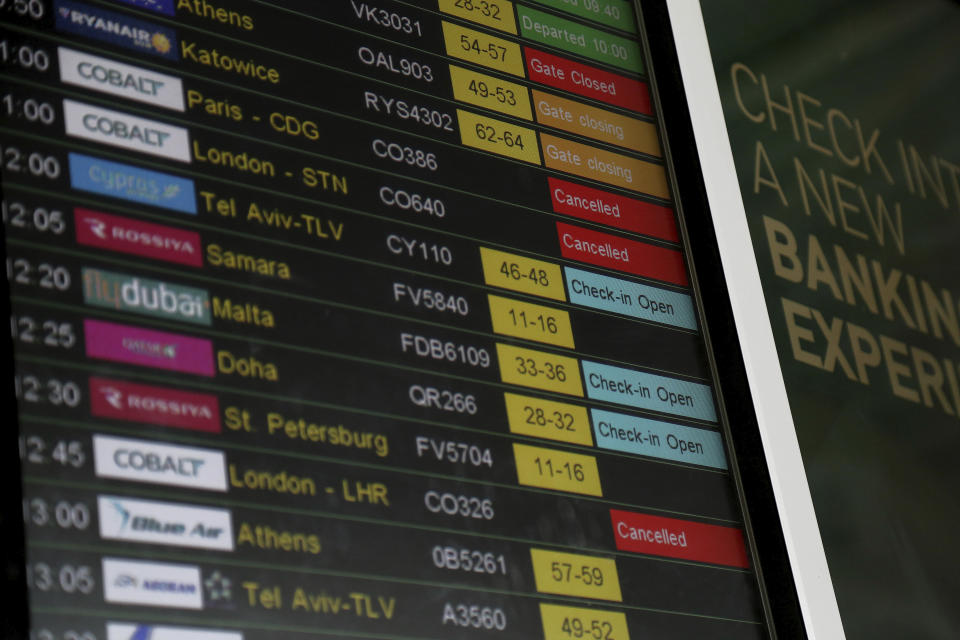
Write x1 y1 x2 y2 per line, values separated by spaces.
84 318 214 376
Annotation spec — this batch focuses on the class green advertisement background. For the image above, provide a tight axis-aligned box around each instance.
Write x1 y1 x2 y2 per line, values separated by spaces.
698 1 960 636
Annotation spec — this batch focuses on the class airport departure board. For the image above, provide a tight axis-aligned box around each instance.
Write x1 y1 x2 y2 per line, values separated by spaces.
1 1 776 639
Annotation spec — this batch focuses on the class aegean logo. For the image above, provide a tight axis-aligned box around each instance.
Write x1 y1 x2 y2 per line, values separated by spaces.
106 623 242 640
93 434 227 491
55 0 178 59
64 99 191 162
82 267 211 325
98 496 234 550
102 557 203 609
69 153 197 214
59 47 184 110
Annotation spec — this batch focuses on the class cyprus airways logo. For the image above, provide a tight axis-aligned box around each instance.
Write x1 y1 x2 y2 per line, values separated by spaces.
98 495 234 551
54 0 178 59
89 377 221 432
69 153 197 214
75 209 202 266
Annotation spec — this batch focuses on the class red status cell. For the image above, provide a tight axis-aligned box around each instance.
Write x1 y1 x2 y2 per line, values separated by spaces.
556 222 688 285
548 177 678 242
610 509 750 568
524 48 652 114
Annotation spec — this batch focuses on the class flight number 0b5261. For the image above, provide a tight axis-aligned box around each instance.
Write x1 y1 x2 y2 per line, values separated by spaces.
432 545 507 575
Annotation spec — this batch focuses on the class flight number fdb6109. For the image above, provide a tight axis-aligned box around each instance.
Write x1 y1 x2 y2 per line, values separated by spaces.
432 545 506 575
401 333 490 367
442 603 507 630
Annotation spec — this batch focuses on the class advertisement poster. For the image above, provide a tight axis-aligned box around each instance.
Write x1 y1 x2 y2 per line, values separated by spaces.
700 0 960 636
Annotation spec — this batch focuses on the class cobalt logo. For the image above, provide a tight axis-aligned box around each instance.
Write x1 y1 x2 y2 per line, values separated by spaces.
69 153 197 214
107 623 242 640
55 0 178 59
93 434 227 491
98 496 234 550
102 557 203 609
59 47 184 110
64 99 191 162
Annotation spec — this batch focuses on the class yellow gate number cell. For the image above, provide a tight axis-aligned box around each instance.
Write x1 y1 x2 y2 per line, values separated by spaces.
530 548 622 601
504 392 592 446
539 603 630 640
496 342 583 396
442 21 526 76
488 294 574 348
479 247 566 301
449 65 532 120
458 109 541 164
513 442 602 496
438 0 518 34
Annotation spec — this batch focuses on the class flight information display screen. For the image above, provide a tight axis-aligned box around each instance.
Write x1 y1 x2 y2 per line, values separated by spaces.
2 1 773 639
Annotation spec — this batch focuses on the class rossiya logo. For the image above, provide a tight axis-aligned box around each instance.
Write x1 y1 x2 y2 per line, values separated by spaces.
89 377 221 432
98 495 234 550
93 434 227 491
75 209 202 266
54 0 178 59
84 318 215 376
69 153 196 214
102 558 202 609
106 623 242 640
83 267 211 325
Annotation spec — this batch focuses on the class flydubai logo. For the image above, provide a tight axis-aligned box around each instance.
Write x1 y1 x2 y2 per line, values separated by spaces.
82 267 211 325
89 377 221 432
75 209 202 266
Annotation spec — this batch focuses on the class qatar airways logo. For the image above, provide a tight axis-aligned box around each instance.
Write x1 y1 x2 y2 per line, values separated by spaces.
89 377 221 432
75 209 202 266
